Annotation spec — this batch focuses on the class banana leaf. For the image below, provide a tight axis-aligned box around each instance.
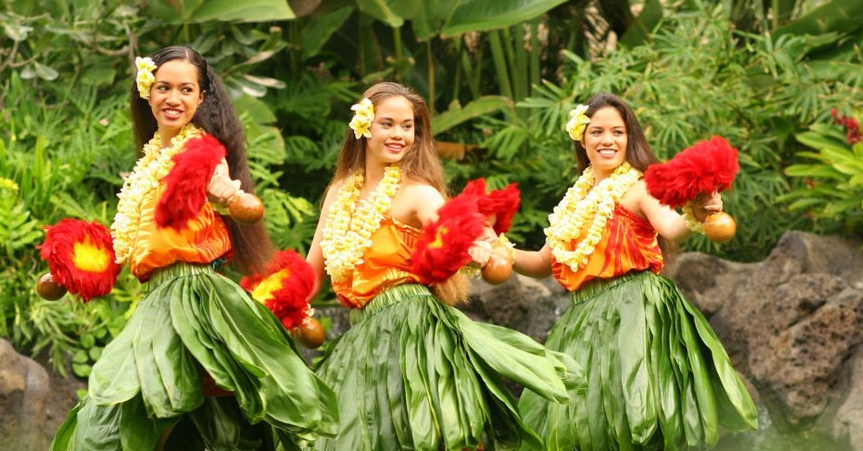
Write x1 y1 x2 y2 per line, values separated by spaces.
147 0 295 23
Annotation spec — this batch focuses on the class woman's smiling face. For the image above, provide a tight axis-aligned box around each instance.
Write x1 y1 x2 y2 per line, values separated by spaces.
148 59 204 140
365 95 415 167
583 106 628 180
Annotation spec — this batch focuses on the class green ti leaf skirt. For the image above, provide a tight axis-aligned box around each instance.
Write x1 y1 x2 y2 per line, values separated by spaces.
519 270 758 450
312 283 584 451
50 262 339 451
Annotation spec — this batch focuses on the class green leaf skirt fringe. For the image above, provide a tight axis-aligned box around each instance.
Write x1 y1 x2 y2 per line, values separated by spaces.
50 262 338 451
518 271 758 450
312 283 584 451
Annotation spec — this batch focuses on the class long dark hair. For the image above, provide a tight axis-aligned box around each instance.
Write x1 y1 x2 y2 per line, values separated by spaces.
574 92 677 262
574 92 659 173
130 45 274 274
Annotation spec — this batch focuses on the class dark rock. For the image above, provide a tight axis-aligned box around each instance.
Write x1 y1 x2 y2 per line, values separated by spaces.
0 339 51 450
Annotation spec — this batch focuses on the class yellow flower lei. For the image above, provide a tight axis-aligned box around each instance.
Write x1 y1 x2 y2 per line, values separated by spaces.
545 162 641 270
321 164 401 282
111 124 202 264
135 57 157 100
681 204 705 233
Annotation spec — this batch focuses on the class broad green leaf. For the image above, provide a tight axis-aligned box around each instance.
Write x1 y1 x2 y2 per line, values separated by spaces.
2 23 33 41
147 0 294 23
441 0 569 36
432 96 513 134
784 165 844 179
795 132 849 153
774 0 863 37
356 0 421 27
301 6 355 60
233 94 277 124
412 0 459 41
621 0 664 48
33 62 59 81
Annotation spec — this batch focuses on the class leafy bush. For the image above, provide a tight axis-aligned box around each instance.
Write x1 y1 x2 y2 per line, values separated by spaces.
442 14 863 262
0 1 316 374
780 112 863 236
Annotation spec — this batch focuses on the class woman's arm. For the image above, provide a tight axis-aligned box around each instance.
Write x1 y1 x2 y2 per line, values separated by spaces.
633 181 724 243
513 244 553 279
393 183 446 227
305 182 341 301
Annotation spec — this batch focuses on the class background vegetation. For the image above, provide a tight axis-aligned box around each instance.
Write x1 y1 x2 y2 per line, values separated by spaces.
1 0 861 392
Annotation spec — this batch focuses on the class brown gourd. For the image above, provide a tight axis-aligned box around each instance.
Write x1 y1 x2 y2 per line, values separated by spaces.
703 211 736 243
228 192 264 224
36 273 66 301
292 317 325 349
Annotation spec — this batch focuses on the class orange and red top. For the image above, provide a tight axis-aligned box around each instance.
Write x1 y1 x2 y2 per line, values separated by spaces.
551 204 663 292
125 182 231 280
330 217 424 309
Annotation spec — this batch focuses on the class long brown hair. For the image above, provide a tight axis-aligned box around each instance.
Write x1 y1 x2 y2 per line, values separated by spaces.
574 93 678 262
330 82 446 193
328 82 469 305
130 45 274 274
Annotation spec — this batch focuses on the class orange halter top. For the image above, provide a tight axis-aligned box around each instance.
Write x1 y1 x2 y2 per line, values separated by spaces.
330 216 424 309
551 203 663 291
124 183 232 281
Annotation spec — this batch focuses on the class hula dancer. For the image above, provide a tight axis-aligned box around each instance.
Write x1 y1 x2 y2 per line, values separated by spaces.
514 93 757 449
306 82 580 450
50 45 338 450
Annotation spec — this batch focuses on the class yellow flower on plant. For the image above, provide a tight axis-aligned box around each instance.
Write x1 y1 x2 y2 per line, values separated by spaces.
565 104 591 142
135 56 157 100
349 98 375 139
0 177 20 194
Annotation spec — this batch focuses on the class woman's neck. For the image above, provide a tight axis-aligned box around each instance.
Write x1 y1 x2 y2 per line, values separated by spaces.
363 161 387 187
158 127 181 149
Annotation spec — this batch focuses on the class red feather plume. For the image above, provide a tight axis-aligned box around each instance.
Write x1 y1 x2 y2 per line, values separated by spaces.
411 191 485 285
155 135 226 229
240 250 315 330
460 178 521 235
644 135 739 208
38 218 121 302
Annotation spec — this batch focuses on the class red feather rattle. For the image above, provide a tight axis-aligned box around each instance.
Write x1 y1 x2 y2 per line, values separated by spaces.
461 178 521 284
644 135 739 243
156 135 264 229
411 190 486 285
240 249 325 349
36 218 122 301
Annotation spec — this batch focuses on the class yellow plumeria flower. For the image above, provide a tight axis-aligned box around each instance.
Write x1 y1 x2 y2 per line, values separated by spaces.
135 57 157 100
565 104 591 142
349 98 375 139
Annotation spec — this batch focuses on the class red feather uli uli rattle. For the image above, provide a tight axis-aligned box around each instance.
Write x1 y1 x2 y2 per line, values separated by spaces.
644 135 739 243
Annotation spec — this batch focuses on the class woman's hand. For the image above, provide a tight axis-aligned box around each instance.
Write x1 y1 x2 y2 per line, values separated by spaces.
207 159 241 205
689 191 723 222
468 240 493 268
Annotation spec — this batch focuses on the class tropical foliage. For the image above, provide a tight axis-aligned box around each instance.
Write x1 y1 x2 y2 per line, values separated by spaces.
1 0 862 382
781 111 863 235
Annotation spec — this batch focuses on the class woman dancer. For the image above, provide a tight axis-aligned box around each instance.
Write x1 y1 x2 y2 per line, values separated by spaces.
306 82 579 450
51 45 337 450
515 93 757 450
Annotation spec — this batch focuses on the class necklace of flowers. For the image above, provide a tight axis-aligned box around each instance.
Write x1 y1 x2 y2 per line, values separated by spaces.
111 124 202 264
321 164 401 282
545 162 641 270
